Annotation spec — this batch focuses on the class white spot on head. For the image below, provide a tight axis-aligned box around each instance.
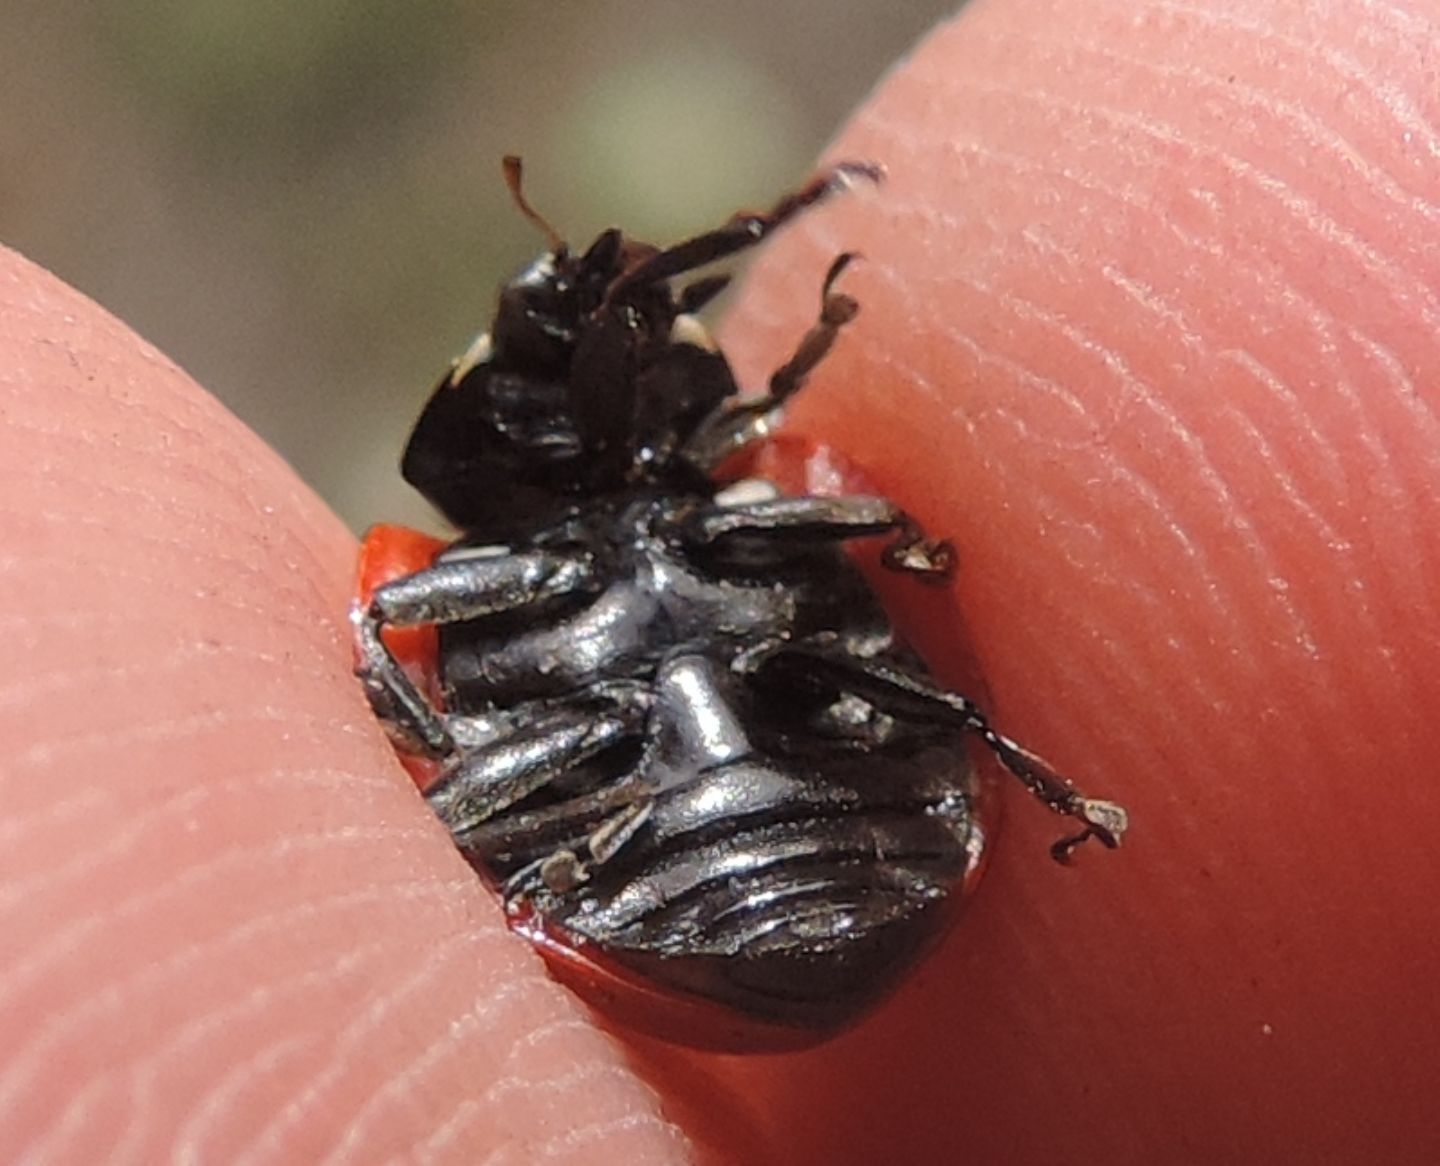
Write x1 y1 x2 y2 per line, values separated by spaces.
669 313 718 351
448 332 494 385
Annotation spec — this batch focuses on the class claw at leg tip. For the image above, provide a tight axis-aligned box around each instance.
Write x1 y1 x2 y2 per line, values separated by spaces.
1083 798 1130 847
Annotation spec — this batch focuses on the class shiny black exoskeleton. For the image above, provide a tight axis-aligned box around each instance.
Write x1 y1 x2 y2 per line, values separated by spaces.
354 159 1127 1040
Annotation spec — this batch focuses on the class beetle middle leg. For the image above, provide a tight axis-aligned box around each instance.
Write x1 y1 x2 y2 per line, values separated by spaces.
754 642 1129 860
425 687 659 896
506 798 657 896
427 696 650 835
680 493 953 581
354 548 598 757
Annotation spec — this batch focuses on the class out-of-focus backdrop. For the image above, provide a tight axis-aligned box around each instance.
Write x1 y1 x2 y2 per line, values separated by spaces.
4 3 953 530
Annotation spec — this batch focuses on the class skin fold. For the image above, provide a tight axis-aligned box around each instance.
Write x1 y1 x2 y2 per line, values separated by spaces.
2 0 1437 1162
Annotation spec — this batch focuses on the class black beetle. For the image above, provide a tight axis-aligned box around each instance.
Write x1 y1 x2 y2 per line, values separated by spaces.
352 158 1127 1047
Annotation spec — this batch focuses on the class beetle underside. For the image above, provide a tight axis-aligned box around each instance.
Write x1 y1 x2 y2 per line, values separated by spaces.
353 159 1128 1044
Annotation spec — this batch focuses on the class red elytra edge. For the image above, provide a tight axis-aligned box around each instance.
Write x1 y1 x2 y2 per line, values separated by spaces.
353 523 446 790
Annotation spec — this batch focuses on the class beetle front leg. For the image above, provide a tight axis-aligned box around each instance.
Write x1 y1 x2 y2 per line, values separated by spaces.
603 163 881 303
685 252 864 472
680 494 953 581
353 548 597 757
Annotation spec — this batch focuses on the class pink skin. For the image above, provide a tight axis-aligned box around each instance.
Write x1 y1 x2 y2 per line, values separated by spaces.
3 0 1439 1161
0 272 685 1156
645 1 1440 1163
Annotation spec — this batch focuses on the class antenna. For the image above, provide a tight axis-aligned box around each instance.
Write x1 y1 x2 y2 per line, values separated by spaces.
501 155 565 254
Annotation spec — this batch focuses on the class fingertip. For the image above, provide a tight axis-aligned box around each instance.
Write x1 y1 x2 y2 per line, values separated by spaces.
0 247 686 1163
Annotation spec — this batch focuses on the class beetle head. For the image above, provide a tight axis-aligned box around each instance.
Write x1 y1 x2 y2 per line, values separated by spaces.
400 157 877 537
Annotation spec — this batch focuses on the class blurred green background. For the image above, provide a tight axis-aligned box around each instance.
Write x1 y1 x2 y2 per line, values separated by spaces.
3 3 952 530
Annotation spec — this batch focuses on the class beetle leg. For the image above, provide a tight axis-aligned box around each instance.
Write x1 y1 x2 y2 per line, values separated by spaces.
761 642 1129 860
764 252 860 407
678 273 731 315
684 253 863 472
685 493 899 543
354 548 598 757
427 695 650 837
509 798 658 896
680 494 954 582
603 162 881 305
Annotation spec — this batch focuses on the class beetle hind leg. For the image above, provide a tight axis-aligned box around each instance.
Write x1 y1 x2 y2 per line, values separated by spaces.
980 731 1130 862
758 643 1129 859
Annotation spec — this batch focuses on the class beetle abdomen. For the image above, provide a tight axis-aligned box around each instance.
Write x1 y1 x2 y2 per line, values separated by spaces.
433 514 986 1026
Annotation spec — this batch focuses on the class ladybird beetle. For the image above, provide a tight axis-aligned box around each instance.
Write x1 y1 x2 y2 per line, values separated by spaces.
353 158 1128 1049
